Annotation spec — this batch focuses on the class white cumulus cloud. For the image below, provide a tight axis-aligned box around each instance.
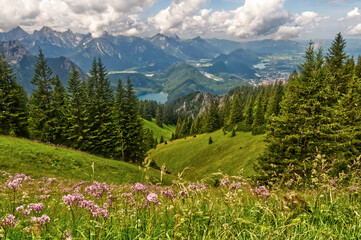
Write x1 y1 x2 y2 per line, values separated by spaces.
295 11 321 27
148 0 207 34
274 26 301 40
0 0 40 31
347 7 360 18
346 23 361 35
225 0 290 39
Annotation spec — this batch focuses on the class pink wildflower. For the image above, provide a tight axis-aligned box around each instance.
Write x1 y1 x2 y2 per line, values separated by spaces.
31 214 50 225
85 181 109 198
131 183 148 192
0 214 18 228
161 190 175 199
221 178 230 186
62 193 85 207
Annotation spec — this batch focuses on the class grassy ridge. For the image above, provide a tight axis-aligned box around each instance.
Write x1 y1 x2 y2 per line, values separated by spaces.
148 130 265 180
0 135 172 184
142 118 175 141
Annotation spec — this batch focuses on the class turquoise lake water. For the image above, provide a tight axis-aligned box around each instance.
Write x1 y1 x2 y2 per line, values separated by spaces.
138 92 168 103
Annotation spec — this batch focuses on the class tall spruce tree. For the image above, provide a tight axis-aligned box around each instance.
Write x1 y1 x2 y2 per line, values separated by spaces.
228 94 243 127
29 49 55 141
119 78 146 163
244 95 255 129
0 55 28 137
257 42 327 182
205 99 220 133
252 89 266 135
155 107 163 127
66 66 88 149
88 58 115 157
50 75 66 144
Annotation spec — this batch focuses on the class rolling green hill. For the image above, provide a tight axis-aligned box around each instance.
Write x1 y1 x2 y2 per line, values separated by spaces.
143 118 175 141
147 130 265 181
0 135 172 184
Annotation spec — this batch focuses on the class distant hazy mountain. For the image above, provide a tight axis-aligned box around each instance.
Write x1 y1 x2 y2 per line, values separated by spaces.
154 62 249 100
0 40 86 93
241 39 304 54
69 34 181 72
205 38 244 54
0 26 30 41
206 48 258 76
20 26 86 58
149 34 221 60
107 72 161 96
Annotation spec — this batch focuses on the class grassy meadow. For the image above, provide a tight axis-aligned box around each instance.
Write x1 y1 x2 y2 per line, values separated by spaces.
0 135 172 185
148 130 265 181
142 119 175 141
0 170 361 239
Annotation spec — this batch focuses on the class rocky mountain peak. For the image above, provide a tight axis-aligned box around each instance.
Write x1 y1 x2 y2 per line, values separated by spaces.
0 40 32 64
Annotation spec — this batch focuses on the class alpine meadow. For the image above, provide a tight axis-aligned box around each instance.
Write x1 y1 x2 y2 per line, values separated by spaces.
2 0 361 239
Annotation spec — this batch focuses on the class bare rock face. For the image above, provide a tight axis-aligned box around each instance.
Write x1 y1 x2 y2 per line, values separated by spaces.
0 40 32 64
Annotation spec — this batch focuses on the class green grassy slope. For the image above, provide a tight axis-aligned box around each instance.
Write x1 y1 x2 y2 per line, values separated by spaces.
0 135 172 184
143 118 175 141
147 130 265 180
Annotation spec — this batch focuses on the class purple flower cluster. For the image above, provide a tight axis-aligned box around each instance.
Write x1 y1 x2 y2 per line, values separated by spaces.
0 214 18 228
30 214 50 225
85 181 109 198
161 190 176 199
251 186 271 199
17 203 44 216
229 182 241 190
131 183 148 192
221 178 230 186
62 193 85 207
146 192 159 205
179 190 188 196
78 200 109 219
188 183 207 191
6 178 22 190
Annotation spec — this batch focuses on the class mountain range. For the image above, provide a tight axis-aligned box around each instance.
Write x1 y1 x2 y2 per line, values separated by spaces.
1 26 317 100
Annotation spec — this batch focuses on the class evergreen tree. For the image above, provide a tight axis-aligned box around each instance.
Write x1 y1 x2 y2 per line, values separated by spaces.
155 107 163 127
355 55 361 79
205 99 220 133
119 78 146 163
257 42 327 181
0 55 28 137
228 94 243 127
50 75 66 144
252 89 266 135
265 81 284 119
66 66 88 149
87 58 115 157
29 49 55 141
244 95 255 129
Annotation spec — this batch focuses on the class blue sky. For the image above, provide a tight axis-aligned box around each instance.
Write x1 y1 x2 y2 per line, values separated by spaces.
0 0 360 40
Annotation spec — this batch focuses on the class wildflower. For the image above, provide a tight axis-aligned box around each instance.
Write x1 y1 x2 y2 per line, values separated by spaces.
146 192 159 204
63 230 72 240
179 190 188 196
28 203 44 213
131 183 148 192
6 178 22 190
0 214 18 228
251 186 271 199
85 181 109 198
221 178 230 186
62 193 85 207
31 214 50 225
229 182 241 190
161 190 175 199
